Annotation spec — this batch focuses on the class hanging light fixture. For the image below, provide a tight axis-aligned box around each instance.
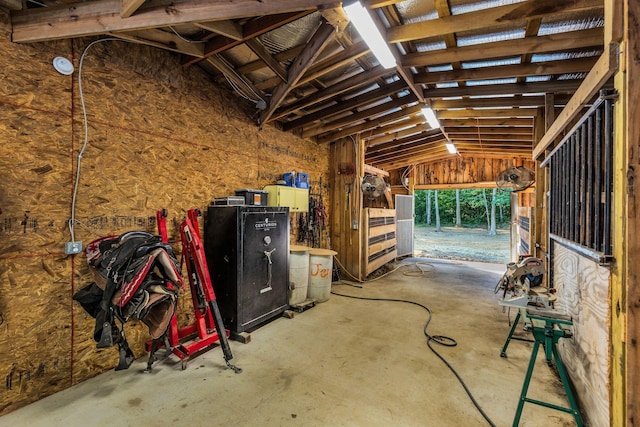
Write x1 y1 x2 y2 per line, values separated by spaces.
53 56 74 75
421 105 440 129
342 0 396 69
446 142 457 154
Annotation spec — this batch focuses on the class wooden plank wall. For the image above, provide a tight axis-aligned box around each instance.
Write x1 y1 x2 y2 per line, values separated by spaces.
413 157 535 187
364 208 397 275
0 14 329 414
329 138 362 280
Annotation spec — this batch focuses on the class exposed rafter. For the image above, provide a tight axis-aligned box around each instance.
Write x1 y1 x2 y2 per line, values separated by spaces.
183 11 312 67
415 58 597 85
120 0 145 18
11 0 338 42
387 0 602 43
7 0 606 168
107 29 205 57
402 28 603 68
260 20 335 125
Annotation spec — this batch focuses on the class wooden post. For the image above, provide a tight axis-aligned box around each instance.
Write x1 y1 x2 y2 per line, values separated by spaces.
533 105 548 265
623 1 640 425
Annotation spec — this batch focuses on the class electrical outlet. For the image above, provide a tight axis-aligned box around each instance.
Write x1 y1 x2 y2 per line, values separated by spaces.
65 241 83 255
352 219 358 230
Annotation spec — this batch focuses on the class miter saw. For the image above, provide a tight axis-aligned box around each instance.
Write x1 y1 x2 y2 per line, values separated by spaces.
494 256 556 309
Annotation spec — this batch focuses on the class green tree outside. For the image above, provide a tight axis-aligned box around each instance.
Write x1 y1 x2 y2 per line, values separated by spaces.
414 189 511 228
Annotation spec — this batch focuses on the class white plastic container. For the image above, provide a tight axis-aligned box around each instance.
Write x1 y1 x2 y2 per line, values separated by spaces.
289 245 310 305
307 248 338 302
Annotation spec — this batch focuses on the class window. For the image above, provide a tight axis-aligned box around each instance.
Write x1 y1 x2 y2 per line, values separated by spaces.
543 90 616 264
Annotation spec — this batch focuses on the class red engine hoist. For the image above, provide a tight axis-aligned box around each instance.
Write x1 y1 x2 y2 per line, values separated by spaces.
146 209 241 373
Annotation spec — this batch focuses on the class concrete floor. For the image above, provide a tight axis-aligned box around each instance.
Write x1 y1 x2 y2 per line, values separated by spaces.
0 258 578 427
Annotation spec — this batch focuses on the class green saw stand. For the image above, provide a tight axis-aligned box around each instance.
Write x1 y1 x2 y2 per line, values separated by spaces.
509 309 583 427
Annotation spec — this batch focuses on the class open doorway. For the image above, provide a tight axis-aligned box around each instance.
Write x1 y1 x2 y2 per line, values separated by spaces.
412 189 511 263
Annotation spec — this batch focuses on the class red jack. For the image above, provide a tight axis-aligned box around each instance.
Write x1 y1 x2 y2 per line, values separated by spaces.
146 209 241 373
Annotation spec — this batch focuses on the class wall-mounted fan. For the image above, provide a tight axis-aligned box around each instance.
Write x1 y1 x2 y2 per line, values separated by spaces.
496 166 535 192
361 174 387 199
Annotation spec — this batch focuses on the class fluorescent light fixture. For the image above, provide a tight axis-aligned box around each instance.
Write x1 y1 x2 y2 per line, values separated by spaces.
446 143 457 154
421 106 440 129
343 1 396 69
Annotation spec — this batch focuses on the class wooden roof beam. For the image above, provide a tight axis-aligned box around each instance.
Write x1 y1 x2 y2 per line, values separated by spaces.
297 41 370 87
260 20 335 125
246 38 288 82
286 79 408 132
447 135 534 143
195 20 244 41
369 145 452 167
0 0 22 10
367 129 444 155
121 0 146 18
437 109 538 119
184 11 312 67
373 152 456 170
441 118 533 127
431 95 570 110
458 148 533 157
303 94 418 137
106 28 205 57
365 123 434 147
317 104 427 143
403 28 603 68
424 80 583 99
274 66 394 122
236 44 305 76
415 57 598 85
387 0 602 43
206 55 267 106
364 164 390 177
365 0 404 7
361 115 434 140
445 127 533 135
451 142 534 149
11 0 339 42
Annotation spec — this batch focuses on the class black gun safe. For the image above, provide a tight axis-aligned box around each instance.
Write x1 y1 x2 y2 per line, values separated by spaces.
204 205 289 333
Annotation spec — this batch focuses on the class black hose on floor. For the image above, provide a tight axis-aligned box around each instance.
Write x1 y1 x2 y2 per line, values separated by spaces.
330 290 496 427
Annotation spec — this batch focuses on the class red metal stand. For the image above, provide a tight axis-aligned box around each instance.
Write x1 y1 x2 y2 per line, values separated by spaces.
147 209 240 372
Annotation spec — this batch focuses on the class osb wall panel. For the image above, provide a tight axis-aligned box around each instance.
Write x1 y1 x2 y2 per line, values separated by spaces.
0 257 71 414
414 158 535 187
553 243 610 427
0 14 329 414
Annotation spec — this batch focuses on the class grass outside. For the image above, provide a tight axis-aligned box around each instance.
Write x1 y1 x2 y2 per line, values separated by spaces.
413 224 511 264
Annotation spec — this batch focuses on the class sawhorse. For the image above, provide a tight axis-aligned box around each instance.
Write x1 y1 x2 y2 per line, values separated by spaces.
512 310 583 427
499 307 534 358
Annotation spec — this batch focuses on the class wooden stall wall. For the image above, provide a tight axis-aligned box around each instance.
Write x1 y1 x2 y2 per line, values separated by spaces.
0 15 329 414
414 157 535 188
553 244 610 427
329 137 362 281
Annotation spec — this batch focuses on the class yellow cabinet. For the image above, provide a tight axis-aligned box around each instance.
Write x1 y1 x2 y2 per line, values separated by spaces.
263 185 309 212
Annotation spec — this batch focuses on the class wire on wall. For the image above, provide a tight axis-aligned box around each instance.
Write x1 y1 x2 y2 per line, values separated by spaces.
69 38 144 242
215 54 266 109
